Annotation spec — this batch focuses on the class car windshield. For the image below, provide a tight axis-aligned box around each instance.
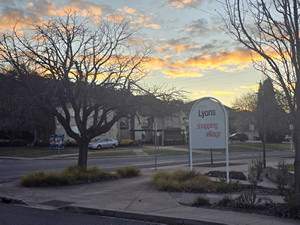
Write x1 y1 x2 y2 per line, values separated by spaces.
91 139 101 142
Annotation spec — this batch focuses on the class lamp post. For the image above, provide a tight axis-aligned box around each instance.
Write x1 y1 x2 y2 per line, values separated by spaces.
256 91 266 168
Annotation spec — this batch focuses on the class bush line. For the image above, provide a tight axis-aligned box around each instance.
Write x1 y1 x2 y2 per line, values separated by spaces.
20 165 140 187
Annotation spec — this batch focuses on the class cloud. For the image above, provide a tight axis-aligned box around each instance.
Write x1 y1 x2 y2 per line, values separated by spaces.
144 56 171 70
187 19 210 35
0 0 57 31
131 14 160 29
175 47 252 71
0 0 115 31
163 70 204 78
240 85 259 90
155 43 198 55
118 6 135 14
214 91 235 95
193 90 207 95
105 14 125 23
154 37 199 55
164 0 205 8
147 47 253 79
56 1 106 17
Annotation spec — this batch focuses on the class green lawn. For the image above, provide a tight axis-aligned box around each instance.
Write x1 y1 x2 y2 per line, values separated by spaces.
194 142 293 152
143 149 188 155
0 147 79 158
88 150 136 157
0 142 293 158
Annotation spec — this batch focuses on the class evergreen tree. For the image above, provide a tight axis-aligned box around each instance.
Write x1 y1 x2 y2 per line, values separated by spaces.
257 78 289 143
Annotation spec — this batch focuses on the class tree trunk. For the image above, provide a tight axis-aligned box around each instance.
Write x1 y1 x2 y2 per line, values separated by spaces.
294 108 300 203
78 140 89 169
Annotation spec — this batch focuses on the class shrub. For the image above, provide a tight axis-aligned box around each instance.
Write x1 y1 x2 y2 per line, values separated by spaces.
234 190 269 208
20 171 73 187
184 175 213 193
172 170 198 182
218 196 235 207
215 177 240 193
152 170 213 193
115 166 140 178
119 139 133 146
64 140 78 147
152 170 171 183
275 160 289 194
193 196 210 206
11 139 27 147
247 157 264 189
275 191 300 218
36 139 50 147
20 165 120 187
132 140 142 146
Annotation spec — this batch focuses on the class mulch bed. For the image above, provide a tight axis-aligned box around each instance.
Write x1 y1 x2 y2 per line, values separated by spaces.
194 170 300 219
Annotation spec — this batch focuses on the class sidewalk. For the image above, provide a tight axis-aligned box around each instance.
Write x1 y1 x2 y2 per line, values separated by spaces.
1 161 299 225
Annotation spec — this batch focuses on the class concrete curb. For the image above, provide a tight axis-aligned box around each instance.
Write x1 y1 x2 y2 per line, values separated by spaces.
0 197 27 205
59 206 227 225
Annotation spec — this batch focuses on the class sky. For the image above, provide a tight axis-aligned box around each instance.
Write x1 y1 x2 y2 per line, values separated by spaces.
0 0 264 107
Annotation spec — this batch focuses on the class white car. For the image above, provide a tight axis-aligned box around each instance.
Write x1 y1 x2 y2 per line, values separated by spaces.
88 138 119 150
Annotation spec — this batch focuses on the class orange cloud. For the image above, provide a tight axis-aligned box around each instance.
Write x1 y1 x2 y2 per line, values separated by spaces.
0 11 37 31
56 2 103 17
105 14 125 23
193 90 207 95
131 15 160 29
165 0 203 8
118 7 135 14
183 49 253 69
240 85 259 90
144 56 170 70
155 43 198 55
163 70 204 78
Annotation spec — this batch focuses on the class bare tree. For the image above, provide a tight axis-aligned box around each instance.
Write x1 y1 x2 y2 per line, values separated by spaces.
0 12 151 168
223 0 300 200
232 91 257 112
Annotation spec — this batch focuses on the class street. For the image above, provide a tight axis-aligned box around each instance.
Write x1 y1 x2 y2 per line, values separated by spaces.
0 147 295 181
0 202 164 225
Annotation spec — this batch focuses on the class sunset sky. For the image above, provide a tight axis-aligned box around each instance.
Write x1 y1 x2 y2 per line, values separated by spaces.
0 0 264 106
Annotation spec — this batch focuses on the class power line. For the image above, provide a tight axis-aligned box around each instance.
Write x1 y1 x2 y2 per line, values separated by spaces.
173 0 220 18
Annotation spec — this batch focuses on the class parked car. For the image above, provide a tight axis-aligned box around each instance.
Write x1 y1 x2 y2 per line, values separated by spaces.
88 138 119 150
284 135 293 142
229 133 248 142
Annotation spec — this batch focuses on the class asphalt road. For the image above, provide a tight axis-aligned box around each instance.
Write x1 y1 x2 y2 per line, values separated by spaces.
0 202 164 225
0 148 295 181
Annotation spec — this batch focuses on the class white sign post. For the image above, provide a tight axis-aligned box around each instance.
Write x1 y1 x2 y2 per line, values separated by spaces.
189 97 229 182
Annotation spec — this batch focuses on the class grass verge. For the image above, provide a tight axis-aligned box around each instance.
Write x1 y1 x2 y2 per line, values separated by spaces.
143 149 188 155
196 142 292 152
88 150 136 157
0 147 79 158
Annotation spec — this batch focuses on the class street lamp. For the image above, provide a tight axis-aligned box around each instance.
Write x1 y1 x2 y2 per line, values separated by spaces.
256 91 266 168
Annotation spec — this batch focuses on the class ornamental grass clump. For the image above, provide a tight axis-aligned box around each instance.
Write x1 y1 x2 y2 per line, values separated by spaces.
20 165 131 187
152 169 213 192
20 171 74 187
115 166 141 178
193 196 210 206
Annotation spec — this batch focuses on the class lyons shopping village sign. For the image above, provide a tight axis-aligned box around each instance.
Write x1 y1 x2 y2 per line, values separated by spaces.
189 97 229 182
